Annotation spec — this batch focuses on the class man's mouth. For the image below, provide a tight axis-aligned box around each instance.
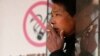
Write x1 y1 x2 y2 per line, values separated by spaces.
53 27 60 35
50 24 60 35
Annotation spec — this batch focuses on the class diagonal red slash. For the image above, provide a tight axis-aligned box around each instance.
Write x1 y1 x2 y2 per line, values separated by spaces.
30 11 46 30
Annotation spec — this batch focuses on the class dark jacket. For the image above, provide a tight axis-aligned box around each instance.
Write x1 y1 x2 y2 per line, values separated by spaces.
50 34 76 56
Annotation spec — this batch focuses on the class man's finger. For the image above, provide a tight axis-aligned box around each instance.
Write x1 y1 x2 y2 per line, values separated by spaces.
60 30 64 40
91 24 97 33
89 24 97 37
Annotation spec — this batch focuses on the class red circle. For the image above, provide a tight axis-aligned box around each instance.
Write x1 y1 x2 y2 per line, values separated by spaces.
23 1 52 47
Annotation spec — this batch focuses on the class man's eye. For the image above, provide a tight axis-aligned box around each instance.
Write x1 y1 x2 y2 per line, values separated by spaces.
56 14 61 16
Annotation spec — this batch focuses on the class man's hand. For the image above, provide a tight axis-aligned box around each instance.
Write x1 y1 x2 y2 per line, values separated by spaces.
46 23 64 52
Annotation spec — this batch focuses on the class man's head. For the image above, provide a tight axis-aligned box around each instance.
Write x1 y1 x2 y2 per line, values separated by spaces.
50 0 76 36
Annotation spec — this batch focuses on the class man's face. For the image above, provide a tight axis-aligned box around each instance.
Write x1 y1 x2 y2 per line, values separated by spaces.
50 4 74 36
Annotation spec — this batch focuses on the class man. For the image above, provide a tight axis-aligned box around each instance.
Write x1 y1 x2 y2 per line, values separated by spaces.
46 0 76 56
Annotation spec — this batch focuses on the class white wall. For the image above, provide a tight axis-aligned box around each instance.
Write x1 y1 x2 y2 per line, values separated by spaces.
0 0 49 56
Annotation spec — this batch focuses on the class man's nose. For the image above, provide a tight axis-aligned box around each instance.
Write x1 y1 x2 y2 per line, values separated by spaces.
50 18 55 25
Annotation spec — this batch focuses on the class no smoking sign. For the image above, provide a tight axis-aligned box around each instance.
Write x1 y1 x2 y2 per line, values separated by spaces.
23 1 52 47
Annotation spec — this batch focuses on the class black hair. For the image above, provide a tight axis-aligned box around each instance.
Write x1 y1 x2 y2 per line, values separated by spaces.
52 0 76 17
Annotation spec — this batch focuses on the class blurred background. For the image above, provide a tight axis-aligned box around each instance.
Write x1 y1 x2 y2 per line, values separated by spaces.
76 0 99 56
